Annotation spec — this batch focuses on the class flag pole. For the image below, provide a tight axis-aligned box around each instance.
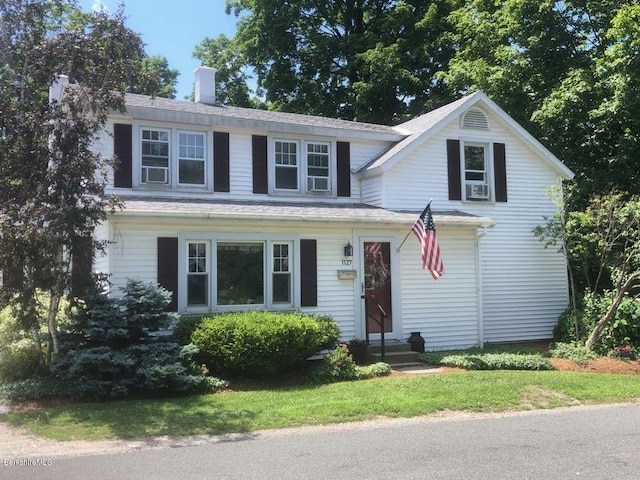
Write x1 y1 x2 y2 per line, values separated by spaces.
397 198 433 252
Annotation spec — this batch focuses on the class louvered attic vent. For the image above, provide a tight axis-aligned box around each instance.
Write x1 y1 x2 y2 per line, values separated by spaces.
462 109 489 129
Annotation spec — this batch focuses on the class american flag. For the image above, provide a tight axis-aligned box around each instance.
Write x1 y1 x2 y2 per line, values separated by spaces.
411 204 444 280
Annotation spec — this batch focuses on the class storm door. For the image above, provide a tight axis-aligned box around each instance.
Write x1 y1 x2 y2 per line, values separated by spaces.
362 241 393 336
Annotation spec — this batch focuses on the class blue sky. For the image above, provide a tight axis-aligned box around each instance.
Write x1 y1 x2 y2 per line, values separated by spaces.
79 1 239 99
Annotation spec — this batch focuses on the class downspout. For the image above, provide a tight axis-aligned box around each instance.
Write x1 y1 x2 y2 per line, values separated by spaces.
475 225 490 349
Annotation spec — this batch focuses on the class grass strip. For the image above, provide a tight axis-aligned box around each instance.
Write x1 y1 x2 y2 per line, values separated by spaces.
2 370 639 442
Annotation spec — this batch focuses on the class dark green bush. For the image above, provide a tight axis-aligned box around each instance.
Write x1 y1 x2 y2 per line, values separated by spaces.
553 308 595 344
555 292 640 354
173 316 205 345
309 344 358 383
191 311 340 377
0 377 74 402
309 344 391 383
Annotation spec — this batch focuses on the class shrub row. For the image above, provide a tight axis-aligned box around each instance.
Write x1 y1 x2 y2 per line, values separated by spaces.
419 351 553 371
189 311 340 377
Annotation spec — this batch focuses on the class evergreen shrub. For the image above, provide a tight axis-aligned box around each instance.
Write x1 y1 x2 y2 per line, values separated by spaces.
191 311 340 377
50 279 225 400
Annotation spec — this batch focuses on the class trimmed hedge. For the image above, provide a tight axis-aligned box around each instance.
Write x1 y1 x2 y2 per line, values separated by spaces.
191 311 340 377
419 352 554 371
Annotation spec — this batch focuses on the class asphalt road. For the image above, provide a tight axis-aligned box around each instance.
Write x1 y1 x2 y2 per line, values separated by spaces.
2 404 639 480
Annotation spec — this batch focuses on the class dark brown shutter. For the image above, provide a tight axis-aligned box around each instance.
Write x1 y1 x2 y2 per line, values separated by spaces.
336 141 351 197
300 239 317 307
213 131 230 192
71 236 94 298
447 139 461 201
113 123 132 188
157 237 178 312
493 142 507 203
252 135 268 194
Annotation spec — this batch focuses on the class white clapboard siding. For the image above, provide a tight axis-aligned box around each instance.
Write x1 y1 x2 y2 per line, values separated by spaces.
383 144 451 211
93 222 111 275
400 227 480 349
380 109 569 344
107 220 362 338
312 232 359 338
361 176 384 206
96 124 115 187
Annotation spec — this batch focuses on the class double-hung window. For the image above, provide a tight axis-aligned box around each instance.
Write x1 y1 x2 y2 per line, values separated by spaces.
275 140 298 190
463 142 490 201
306 142 330 192
272 243 291 303
139 127 208 188
187 242 208 306
141 129 170 184
272 139 333 195
178 132 206 186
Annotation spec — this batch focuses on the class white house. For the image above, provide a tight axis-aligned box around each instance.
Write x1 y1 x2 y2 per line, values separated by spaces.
80 67 573 350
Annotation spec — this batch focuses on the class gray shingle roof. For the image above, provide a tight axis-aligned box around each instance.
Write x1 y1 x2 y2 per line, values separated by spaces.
113 196 494 228
355 94 478 173
124 93 402 139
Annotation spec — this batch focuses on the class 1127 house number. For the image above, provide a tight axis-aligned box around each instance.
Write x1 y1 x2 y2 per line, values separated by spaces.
341 259 353 266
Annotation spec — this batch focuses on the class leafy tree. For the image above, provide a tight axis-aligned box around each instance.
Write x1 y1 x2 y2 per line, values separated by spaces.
127 54 179 99
538 192 640 349
0 0 145 364
223 0 456 123
442 0 640 206
193 34 254 107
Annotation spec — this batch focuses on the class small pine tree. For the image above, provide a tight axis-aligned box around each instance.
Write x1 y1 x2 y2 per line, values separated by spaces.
51 279 221 400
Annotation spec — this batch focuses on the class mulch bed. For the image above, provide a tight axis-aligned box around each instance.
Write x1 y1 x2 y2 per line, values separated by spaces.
549 357 640 375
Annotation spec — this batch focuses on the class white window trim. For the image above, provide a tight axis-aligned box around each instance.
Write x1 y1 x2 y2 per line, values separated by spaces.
177 130 208 188
133 122 212 191
460 139 493 203
304 140 332 195
273 138 300 193
177 233 300 313
268 136 336 197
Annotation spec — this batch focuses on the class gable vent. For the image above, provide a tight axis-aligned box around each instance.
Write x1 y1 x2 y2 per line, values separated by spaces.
462 109 489 130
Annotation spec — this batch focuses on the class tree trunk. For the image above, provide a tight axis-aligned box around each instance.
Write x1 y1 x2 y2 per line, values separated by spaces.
32 326 45 368
585 271 640 350
46 292 61 362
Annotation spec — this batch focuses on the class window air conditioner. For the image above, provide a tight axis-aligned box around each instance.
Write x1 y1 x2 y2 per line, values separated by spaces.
465 183 489 200
142 167 168 184
308 176 329 192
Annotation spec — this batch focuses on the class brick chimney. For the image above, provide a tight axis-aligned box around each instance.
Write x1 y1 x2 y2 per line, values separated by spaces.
194 66 217 105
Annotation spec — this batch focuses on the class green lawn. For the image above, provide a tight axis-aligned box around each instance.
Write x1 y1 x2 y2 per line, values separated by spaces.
2 370 639 441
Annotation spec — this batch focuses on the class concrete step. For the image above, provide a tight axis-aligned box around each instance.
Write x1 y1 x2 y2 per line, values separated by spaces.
366 340 415 354
367 349 421 365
